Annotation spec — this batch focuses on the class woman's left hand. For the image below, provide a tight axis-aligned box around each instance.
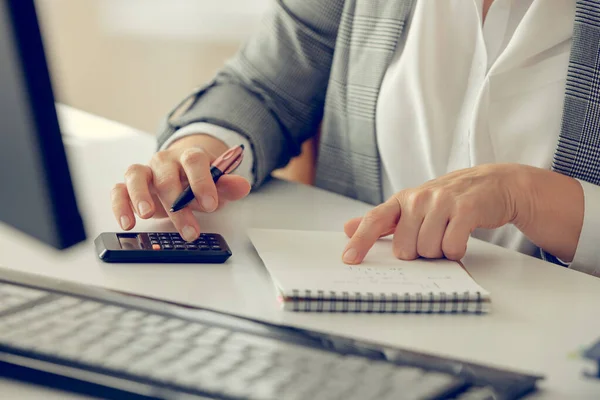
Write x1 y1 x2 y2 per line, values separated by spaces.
342 163 528 264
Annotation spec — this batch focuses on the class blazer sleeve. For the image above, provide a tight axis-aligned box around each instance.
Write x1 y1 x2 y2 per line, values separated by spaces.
156 0 345 187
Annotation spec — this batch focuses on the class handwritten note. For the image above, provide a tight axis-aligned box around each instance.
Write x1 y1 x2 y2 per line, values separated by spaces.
331 265 456 291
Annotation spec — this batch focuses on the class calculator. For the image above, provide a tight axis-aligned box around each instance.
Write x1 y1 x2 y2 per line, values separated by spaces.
94 232 232 263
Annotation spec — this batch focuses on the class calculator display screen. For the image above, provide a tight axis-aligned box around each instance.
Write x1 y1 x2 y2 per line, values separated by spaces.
117 234 142 250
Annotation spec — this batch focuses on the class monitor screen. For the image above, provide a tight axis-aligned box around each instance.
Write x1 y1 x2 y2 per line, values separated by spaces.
0 1 85 249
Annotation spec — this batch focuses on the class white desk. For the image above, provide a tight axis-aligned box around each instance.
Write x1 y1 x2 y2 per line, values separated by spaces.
1 106 600 399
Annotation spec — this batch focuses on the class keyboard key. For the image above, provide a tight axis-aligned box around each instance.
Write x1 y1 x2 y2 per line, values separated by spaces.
248 381 279 400
172 347 215 370
390 366 424 384
168 323 206 340
0 284 48 300
162 318 187 332
139 314 165 326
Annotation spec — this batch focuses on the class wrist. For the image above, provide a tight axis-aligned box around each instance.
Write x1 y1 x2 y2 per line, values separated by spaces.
508 164 537 231
167 133 229 162
509 165 584 262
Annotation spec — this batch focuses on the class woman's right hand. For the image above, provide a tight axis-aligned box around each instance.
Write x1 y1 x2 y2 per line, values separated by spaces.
111 134 251 242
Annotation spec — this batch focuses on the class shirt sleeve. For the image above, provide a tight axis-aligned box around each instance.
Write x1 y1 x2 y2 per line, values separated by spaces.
568 179 600 276
160 122 255 186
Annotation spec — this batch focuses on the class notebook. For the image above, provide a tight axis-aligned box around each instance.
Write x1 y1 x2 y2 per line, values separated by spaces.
248 229 491 314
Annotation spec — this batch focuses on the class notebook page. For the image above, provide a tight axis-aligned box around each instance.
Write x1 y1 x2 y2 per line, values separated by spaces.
248 229 489 297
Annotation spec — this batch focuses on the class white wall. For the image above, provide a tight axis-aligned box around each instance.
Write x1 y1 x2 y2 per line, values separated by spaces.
35 0 271 133
97 0 271 41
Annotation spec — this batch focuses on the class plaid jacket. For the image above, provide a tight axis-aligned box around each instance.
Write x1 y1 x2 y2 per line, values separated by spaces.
158 0 600 207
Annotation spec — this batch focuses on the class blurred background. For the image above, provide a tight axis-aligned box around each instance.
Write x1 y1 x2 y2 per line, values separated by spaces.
35 0 270 134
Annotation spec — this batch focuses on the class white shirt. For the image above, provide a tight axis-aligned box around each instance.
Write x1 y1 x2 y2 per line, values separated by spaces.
377 0 574 256
162 0 600 274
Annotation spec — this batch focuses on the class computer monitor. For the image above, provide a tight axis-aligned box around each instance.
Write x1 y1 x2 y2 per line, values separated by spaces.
0 1 86 249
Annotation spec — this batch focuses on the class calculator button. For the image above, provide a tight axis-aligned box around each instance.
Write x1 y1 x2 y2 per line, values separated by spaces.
148 234 158 239
169 233 181 238
175 245 186 250
163 245 174 250
150 240 160 245
199 245 210 251
152 244 161 250
194 240 207 245
186 245 198 250
172 240 184 245
211 246 222 251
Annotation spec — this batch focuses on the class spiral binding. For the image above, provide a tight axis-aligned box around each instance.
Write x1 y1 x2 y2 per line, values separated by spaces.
285 290 489 314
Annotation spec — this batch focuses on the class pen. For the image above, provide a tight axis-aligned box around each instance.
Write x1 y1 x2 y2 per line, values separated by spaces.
170 144 245 212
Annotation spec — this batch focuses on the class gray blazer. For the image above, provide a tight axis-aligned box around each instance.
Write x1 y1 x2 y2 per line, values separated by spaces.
158 0 600 207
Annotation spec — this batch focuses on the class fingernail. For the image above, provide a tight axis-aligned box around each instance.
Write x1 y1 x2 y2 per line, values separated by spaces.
138 201 151 216
120 216 130 230
343 248 358 263
201 196 216 212
182 225 197 242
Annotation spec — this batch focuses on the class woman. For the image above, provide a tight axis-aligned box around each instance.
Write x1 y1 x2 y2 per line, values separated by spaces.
111 0 600 276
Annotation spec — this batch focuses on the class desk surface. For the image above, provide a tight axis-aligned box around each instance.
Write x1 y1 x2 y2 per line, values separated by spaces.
1 106 600 399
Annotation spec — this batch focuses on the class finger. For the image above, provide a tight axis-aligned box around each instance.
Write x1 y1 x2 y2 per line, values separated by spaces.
111 183 135 230
180 148 218 212
149 193 170 218
151 160 200 241
216 175 251 202
416 212 449 259
124 164 155 219
344 217 395 238
342 199 400 264
392 203 425 261
441 216 473 260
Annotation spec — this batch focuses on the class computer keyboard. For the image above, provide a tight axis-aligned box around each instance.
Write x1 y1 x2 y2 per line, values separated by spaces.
0 269 542 400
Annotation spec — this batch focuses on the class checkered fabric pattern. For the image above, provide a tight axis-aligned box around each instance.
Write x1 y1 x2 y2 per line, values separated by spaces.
553 0 600 184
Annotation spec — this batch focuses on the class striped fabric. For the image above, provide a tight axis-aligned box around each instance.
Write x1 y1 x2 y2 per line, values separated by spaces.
158 0 600 207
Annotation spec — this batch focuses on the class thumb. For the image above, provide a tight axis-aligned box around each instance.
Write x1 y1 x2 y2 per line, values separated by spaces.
216 175 251 202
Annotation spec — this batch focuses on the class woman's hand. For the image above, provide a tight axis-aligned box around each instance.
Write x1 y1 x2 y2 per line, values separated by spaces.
111 134 251 241
342 164 526 264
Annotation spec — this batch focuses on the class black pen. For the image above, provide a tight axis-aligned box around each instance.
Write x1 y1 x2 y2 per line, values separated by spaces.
170 144 245 212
